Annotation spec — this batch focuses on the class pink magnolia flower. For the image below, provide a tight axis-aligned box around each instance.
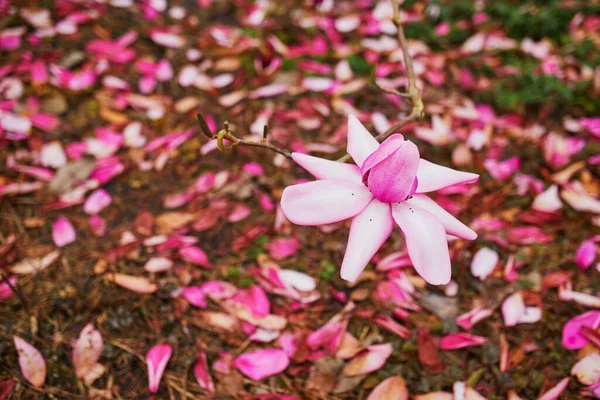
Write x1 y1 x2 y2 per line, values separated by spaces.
280 115 479 285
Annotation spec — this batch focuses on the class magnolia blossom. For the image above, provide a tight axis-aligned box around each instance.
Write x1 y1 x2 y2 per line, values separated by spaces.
281 115 479 285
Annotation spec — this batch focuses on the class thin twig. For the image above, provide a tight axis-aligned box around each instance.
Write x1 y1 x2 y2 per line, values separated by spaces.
198 114 292 159
336 0 424 163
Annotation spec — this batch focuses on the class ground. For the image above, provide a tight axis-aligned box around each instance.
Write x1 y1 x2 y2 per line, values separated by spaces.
1 0 600 399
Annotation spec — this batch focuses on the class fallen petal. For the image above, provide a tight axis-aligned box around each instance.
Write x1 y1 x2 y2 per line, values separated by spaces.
366 376 408 400
14 337 46 388
233 348 289 380
146 343 172 393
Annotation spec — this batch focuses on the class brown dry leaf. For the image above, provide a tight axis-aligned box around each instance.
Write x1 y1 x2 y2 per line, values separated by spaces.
154 212 197 234
107 273 158 294
48 157 96 194
366 376 409 400
417 328 445 374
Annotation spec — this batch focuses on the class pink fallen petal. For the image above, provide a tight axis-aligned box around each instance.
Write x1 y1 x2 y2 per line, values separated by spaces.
179 246 211 268
266 238 300 260
571 353 600 385
561 186 600 214
144 257 173 273
182 287 207 308
232 285 270 318
146 343 172 393
194 348 214 392
0 276 16 299
456 307 494 330
562 311 600 349
109 273 158 294
502 292 525 327
83 189 112 215
575 239 597 269
89 215 107 237
40 142 67 168
532 185 562 212
10 250 60 275
537 377 570 400
470 247 499 280
343 343 393 376
233 348 289 380
366 376 409 400
72 324 103 379
150 30 185 48
438 333 487 350
484 157 520 180
52 217 76 247
278 269 316 292
14 337 46 387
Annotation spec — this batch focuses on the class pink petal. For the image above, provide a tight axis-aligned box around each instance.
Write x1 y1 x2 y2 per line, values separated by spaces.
537 377 570 400
182 287 207 308
575 239 597 269
83 189 112 215
502 292 525 327
571 353 600 385
532 184 562 212
470 247 499 280
144 257 173 273
9 250 60 275
0 276 16 299
40 142 67 168
13 337 46 387
72 324 103 379
150 31 185 48
343 343 393 376
278 269 317 292
456 307 494 330
416 159 479 193
0 113 31 133
406 195 477 240
179 246 211 268
233 348 289 380
347 114 379 167
439 333 487 350
362 135 420 202
232 285 270 318
89 215 107 237
280 180 373 226
291 153 362 184
146 343 172 393
109 273 158 294
562 311 600 349
266 238 300 260
392 203 451 285
194 348 214 392
367 376 409 400
52 217 76 247
340 199 393 282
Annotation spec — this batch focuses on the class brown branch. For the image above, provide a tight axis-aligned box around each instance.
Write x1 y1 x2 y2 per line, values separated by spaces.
336 0 424 163
197 114 292 159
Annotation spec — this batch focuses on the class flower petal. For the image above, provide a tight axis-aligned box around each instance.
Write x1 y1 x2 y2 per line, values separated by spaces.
347 114 379 167
343 343 393 376
292 153 362 184
52 217 76 247
366 376 409 400
233 348 289 380
340 199 393 282
392 203 451 285
280 180 373 225
14 337 46 388
405 195 477 240
416 159 479 193
363 136 420 202
470 247 499 280
502 292 525 327
194 348 215 393
146 343 172 393
72 324 103 379
562 310 600 349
